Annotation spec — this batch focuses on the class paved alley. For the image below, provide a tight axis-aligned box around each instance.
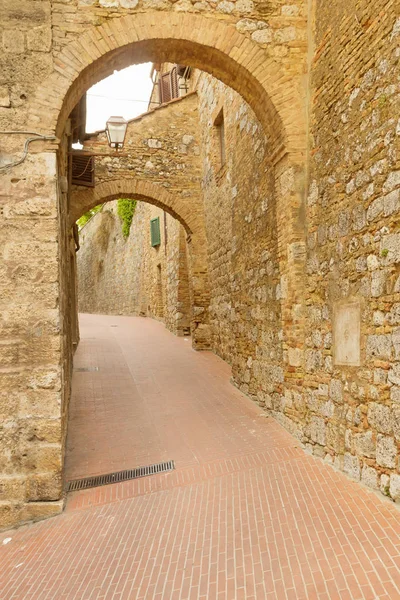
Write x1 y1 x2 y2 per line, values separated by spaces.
1 314 400 599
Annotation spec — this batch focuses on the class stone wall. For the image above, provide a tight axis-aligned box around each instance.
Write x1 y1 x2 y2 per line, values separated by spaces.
293 1 400 496
77 202 145 316
195 72 282 404
77 199 191 337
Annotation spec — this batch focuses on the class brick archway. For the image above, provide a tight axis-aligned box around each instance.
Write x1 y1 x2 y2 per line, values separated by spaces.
30 13 305 159
70 179 195 235
71 177 211 351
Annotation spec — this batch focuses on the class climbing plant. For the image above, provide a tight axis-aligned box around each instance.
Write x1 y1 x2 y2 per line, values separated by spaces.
77 204 103 230
117 198 137 238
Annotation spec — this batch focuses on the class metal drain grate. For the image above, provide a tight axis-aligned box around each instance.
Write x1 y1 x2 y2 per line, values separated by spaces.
74 366 99 372
66 460 175 492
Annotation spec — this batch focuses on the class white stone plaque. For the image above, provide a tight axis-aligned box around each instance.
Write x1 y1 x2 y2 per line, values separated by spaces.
333 301 361 366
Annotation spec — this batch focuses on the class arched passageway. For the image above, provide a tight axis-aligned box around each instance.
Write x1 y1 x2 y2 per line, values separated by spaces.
71 180 210 348
70 179 195 233
30 13 306 160
1 11 308 529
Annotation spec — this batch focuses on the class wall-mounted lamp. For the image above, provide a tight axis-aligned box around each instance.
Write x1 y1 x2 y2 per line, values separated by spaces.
106 116 127 150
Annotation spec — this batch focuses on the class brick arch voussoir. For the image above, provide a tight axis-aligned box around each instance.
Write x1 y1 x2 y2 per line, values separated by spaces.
29 13 301 156
70 179 195 234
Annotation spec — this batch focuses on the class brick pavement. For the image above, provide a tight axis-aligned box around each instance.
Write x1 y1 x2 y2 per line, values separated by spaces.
1 314 400 599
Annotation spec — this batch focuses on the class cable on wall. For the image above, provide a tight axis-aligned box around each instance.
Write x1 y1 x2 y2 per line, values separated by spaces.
0 131 57 171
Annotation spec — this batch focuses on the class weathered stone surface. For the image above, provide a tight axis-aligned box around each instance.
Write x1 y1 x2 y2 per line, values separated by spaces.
367 403 393 434
0 86 11 107
354 430 376 458
310 416 326 446
389 474 400 501
376 435 397 468
343 453 360 480
361 465 378 489
366 335 392 360
26 26 52 52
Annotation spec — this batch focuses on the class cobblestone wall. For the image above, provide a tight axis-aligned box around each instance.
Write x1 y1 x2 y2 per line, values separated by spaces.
195 72 282 404
297 1 400 497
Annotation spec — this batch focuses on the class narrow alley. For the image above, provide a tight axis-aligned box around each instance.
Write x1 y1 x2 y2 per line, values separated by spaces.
1 315 400 600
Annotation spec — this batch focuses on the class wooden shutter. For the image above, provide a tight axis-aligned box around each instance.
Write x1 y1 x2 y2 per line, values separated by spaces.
170 67 179 99
150 217 161 247
160 72 171 103
71 153 95 187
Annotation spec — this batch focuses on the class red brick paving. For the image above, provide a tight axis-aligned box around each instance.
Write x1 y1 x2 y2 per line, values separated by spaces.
1 314 400 599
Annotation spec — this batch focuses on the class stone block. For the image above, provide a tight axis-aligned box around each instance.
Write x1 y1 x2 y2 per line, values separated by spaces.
22 445 62 472
251 29 273 44
25 420 62 444
26 26 52 52
326 423 341 452
376 435 397 468
354 430 376 458
20 500 64 524
392 406 400 441
371 270 386 297
367 403 393 434
361 465 378 489
0 86 11 108
383 189 400 216
380 474 390 495
383 170 400 193
343 453 360 480
3 30 25 53
0 501 22 530
366 335 392 360
389 474 400 501
310 416 326 446
380 234 400 264
0 476 26 501
329 379 343 403
26 473 62 502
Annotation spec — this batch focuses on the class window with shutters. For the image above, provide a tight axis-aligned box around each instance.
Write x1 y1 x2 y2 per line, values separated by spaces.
150 217 161 247
71 153 95 187
158 67 179 104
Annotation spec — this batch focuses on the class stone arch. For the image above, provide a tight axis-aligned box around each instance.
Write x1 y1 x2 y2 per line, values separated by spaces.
71 177 211 350
30 13 305 159
70 179 195 235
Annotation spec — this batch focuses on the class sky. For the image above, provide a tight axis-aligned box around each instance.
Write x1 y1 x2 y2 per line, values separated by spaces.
85 63 154 133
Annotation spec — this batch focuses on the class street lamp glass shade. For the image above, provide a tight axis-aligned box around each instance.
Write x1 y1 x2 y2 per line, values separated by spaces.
106 116 128 148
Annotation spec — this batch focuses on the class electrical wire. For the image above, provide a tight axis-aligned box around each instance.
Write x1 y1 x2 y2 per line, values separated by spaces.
0 131 56 171
87 93 152 103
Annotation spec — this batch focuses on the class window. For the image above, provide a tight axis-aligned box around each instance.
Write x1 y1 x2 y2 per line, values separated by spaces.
158 67 179 104
71 153 95 187
214 109 226 169
150 217 161 247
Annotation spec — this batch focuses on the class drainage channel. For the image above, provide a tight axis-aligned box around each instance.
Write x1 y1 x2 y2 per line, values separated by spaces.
66 460 175 492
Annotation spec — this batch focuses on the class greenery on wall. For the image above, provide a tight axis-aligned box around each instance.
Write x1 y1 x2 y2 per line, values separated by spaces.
117 198 137 238
76 199 136 238
77 204 103 229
